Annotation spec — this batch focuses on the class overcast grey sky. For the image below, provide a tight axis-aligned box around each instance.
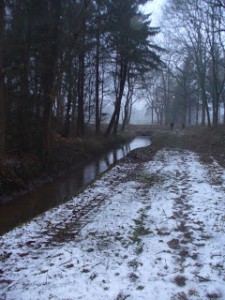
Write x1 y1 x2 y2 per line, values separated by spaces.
141 0 165 25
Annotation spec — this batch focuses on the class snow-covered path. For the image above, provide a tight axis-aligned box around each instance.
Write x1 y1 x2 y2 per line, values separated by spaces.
1 149 225 300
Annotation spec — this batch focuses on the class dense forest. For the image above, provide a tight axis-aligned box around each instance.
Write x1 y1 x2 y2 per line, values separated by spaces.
0 0 225 164
0 0 162 162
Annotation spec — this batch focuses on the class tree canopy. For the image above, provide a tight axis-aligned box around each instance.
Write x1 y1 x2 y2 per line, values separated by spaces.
0 0 162 159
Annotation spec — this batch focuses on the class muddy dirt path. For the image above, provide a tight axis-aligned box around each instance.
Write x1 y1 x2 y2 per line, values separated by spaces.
1 149 225 300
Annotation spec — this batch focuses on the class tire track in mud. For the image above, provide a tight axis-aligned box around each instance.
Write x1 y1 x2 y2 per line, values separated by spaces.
43 164 138 245
46 193 107 244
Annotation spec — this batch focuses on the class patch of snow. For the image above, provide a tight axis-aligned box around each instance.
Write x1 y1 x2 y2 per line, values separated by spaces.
1 150 225 300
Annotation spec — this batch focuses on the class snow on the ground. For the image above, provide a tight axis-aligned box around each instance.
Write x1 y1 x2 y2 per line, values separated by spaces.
1 149 225 300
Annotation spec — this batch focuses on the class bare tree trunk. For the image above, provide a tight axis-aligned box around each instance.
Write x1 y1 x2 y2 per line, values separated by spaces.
62 81 73 138
199 78 211 126
201 101 206 126
121 70 134 132
40 0 61 162
223 104 225 124
104 60 127 137
188 97 192 125
196 94 200 125
19 13 32 150
210 5 219 126
95 28 100 135
121 96 130 132
161 71 170 125
77 44 85 137
0 0 5 155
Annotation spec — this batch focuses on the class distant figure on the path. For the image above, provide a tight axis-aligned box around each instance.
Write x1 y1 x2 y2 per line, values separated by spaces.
182 123 185 129
170 122 174 131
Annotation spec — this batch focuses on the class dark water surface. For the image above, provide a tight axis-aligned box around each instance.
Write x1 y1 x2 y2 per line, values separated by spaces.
0 136 151 235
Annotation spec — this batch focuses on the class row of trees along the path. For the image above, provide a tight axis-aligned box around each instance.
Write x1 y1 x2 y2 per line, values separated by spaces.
0 0 162 161
143 0 225 127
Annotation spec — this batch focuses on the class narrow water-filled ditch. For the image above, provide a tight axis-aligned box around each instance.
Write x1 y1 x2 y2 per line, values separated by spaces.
0 136 151 235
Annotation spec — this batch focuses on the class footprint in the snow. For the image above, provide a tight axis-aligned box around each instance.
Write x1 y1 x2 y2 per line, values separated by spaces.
167 239 180 250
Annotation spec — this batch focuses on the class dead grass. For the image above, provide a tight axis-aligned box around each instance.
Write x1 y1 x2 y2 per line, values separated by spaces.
167 239 180 250
171 292 188 300
150 125 225 168
206 292 222 299
115 292 130 300
173 275 187 287
176 222 188 232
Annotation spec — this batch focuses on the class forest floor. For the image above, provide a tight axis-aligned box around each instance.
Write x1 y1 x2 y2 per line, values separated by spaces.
1 126 225 300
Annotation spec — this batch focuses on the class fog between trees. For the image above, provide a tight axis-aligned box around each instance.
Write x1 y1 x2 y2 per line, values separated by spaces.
144 0 225 127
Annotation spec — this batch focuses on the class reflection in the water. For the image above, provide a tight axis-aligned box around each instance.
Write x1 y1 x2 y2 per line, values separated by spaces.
0 136 150 235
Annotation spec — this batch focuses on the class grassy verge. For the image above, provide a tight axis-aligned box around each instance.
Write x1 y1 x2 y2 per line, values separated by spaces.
124 125 225 168
48 132 135 171
149 125 225 167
